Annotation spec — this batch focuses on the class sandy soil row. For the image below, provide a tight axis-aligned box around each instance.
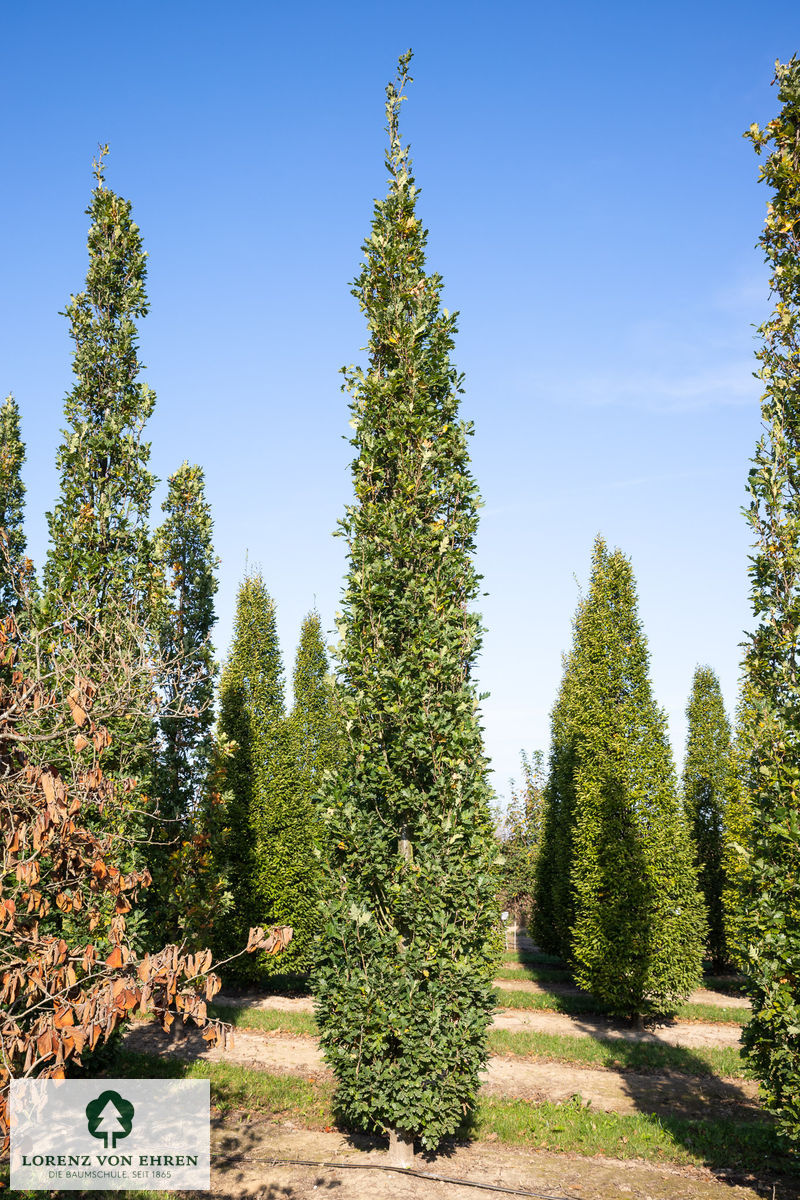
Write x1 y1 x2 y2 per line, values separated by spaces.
217 993 746 1049
207 1119 788 1200
124 1019 757 1125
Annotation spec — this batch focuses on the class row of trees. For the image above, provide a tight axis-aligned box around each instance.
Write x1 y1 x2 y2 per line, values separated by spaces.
0 150 335 973
528 538 752 1014
2 46 800 1165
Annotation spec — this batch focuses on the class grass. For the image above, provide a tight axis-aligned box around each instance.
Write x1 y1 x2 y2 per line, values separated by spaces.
488 1027 746 1078
208 1002 318 1037
108 1051 794 1180
495 987 749 1025
501 949 563 966
116 1049 333 1122
209 1002 745 1079
495 964 574 984
473 1094 793 1177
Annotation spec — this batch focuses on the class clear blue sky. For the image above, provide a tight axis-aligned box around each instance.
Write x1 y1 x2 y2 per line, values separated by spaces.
1 1 797 799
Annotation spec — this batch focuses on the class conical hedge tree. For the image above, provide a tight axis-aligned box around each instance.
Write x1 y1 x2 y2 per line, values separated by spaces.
151 462 219 941
740 56 800 1145
155 462 219 824
0 394 28 616
682 666 740 969
532 646 580 959
215 573 313 977
289 611 341 800
564 538 706 1015
215 573 285 970
313 53 499 1161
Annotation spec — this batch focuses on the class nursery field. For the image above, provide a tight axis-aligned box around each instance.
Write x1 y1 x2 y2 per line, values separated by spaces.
106 945 800 1200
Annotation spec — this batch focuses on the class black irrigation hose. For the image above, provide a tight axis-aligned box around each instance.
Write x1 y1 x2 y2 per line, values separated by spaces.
212 1152 575 1199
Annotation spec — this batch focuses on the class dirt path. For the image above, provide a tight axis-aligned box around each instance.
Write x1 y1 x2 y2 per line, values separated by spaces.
217 994 745 1049
492 1008 744 1048
494 976 751 1010
125 1021 757 1125
205 1118 791 1199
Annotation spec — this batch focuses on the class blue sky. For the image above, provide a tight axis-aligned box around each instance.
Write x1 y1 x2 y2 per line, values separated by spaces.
1 1 797 799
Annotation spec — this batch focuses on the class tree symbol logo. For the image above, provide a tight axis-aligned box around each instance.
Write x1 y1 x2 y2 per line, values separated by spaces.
85 1090 135 1149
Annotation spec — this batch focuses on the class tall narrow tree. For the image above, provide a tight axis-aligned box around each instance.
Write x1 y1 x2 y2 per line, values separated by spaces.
313 53 499 1161
150 462 219 940
682 666 740 969
558 538 706 1015
741 56 800 1145
155 461 219 822
44 148 156 622
289 610 341 799
43 149 158 804
532 648 580 960
215 575 313 976
0 394 28 615
215 573 284 970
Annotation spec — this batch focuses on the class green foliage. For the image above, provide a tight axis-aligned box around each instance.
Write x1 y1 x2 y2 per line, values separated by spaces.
740 56 800 1146
150 462 220 942
0 394 28 615
498 751 545 921
537 538 706 1015
215 574 316 977
155 462 219 819
44 149 157 625
313 52 499 1153
682 666 741 969
289 609 342 800
215 573 284 970
40 150 159 947
721 686 757 965
532 656 580 958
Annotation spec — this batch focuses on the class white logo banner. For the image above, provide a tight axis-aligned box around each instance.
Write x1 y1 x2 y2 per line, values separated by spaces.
11 1078 210 1191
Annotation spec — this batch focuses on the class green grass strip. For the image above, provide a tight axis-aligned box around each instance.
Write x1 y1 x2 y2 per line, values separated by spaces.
496 987 748 1025
209 1002 318 1037
495 965 574 984
115 1049 333 1122
501 950 564 966
488 1027 745 1078
108 1051 792 1179
212 1004 745 1079
473 1095 793 1176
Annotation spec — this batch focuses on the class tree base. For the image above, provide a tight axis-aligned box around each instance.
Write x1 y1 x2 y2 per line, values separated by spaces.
388 1128 414 1167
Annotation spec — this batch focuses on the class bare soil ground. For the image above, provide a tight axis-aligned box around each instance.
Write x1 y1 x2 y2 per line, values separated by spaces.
124 1022 758 1125
216 992 746 1050
124 948 781 1200
491 1009 745 1049
201 1117 791 1199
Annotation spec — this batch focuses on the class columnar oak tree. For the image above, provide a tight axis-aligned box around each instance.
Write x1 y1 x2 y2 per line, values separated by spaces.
44 149 157 626
151 462 219 940
682 666 740 969
215 573 285 969
41 150 159 942
541 538 706 1014
741 56 800 1144
533 646 580 960
313 53 499 1160
0 394 28 616
289 610 341 799
155 462 219 822
215 575 314 976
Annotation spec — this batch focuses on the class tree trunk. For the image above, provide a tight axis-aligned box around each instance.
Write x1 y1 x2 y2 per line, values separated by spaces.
388 1127 414 1167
